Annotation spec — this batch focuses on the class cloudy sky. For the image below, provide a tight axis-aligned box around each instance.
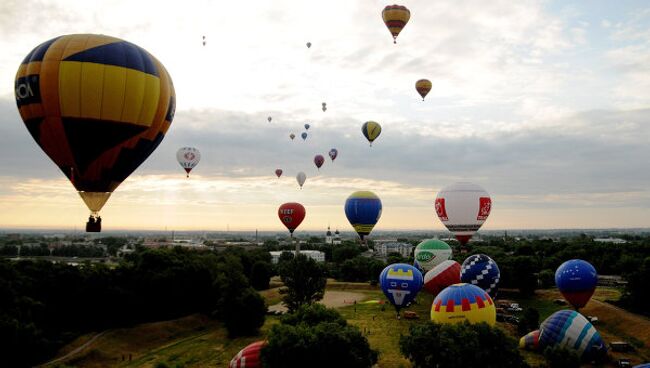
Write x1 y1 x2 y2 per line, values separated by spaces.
1 0 649 231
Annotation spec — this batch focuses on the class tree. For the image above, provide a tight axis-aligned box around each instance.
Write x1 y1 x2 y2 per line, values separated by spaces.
250 260 273 290
620 256 650 316
543 346 580 368
220 287 266 337
278 254 326 312
332 244 361 263
386 252 407 265
517 307 540 335
261 305 377 368
400 322 529 368
538 269 555 288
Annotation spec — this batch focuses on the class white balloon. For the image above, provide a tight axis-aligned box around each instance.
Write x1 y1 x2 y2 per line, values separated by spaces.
435 182 491 245
296 172 306 189
176 147 201 177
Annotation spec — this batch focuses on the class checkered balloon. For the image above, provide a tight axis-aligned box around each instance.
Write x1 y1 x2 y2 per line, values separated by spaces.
460 254 500 298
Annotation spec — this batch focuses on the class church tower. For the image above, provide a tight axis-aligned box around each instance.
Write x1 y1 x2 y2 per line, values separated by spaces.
326 226 333 244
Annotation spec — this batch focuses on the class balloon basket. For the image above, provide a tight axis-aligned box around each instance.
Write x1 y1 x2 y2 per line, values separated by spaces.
86 219 101 232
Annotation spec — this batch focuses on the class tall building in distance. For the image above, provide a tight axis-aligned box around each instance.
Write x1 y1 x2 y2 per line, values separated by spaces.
333 229 341 245
326 226 333 244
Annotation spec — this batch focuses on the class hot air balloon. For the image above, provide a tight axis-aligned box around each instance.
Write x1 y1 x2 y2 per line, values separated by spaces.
435 182 491 247
415 79 432 101
344 191 382 241
362 121 381 146
306 42 312 48
461 254 500 298
414 239 453 272
301 132 308 141
539 310 606 360
278 202 305 235
314 154 324 170
202 35 206 47
177 147 200 178
379 263 423 318
15 34 175 232
275 169 283 178
290 133 296 140
229 340 265 368
328 148 338 162
322 102 327 112
423 260 461 296
296 172 306 189
304 123 310 130
431 283 496 326
519 330 540 351
382 4 410 44
268 116 272 123
555 259 597 310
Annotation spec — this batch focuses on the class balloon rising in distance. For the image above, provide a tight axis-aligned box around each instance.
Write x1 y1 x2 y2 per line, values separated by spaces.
415 79 432 100
314 154 324 170
344 191 382 241
362 121 382 146
382 4 410 44
296 172 306 189
278 202 306 235
177 147 200 178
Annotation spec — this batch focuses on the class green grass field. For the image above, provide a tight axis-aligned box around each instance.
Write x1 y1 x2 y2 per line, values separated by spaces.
49 285 649 368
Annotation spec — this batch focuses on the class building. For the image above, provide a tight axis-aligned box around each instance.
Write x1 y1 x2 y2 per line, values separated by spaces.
269 250 325 264
326 226 332 244
333 229 341 245
594 238 627 244
374 242 413 258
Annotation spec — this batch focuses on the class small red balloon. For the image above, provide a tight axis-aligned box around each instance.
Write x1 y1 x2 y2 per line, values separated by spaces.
278 202 306 234
275 169 283 178
314 154 325 170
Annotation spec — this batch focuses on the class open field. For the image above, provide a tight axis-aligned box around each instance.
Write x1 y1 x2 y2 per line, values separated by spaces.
46 284 650 368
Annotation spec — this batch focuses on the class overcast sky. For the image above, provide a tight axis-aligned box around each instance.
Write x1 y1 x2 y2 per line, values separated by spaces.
1 0 649 231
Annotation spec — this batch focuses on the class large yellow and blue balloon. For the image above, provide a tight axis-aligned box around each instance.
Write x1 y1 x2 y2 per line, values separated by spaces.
379 263 423 312
361 121 381 146
15 34 175 230
555 259 597 309
430 283 496 326
539 310 606 359
460 254 500 298
344 191 382 240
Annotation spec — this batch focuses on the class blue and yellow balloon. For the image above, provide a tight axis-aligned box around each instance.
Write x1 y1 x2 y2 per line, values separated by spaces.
344 191 382 241
379 263 423 318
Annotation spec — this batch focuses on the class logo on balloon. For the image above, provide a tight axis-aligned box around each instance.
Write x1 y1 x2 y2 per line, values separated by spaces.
477 197 491 220
435 198 448 221
283 216 292 223
184 152 195 160
416 252 434 262
15 75 40 106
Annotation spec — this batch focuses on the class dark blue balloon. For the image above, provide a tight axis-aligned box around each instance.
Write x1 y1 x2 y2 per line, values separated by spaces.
344 191 382 240
301 132 308 140
461 254 500 298
379 263 423 311
555 259 597 309
539 310 606 359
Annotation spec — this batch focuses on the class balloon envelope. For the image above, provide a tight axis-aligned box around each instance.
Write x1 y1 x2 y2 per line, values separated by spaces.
379 263 423 311
15 34 175 219
229 340 265 368
296 172 306 188
268 116 272 122
344 191 382 240
362 121 381 146
306 42 312 48
461 254 500 298
278 202 306 234
555 259 597 309
435 182 491 246
301 132 308 140
423 260 461 296
382 4 411 43
519 330 540 350
415 79 432 100
290 133 295 140
314 154 324 169
329 148 338 161
414 239 452 272
431 283 496 326
304 123 310 130
177 147 200 177
275 169 283 178
539 310 606 359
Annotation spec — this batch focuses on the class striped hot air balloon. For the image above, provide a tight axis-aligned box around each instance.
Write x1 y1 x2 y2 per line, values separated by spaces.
415 79 432 100
361 121 382 146
539 310 606 359
519 330 540 350
15 34 175 232
423 260 461 296
230 340 265 368
344 191 382 241
382 5 411 44
430 283 496 326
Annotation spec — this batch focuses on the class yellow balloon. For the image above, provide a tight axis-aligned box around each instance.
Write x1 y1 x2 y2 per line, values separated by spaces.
430 283 496 326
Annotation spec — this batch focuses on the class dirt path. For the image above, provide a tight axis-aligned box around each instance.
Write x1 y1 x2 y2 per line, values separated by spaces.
268 290 368 313
39 331 106 367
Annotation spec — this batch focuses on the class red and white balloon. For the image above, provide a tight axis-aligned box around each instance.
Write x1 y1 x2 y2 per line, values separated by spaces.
435 182 491 246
